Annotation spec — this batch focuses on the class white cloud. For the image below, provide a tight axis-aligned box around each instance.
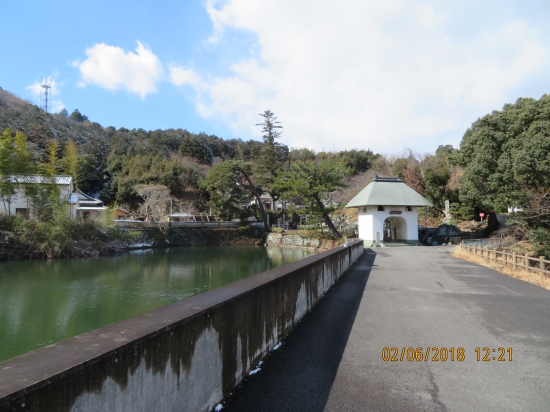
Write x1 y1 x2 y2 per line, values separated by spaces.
50 100 66 114
169 66 201 87
175 0 549 153
73 41 164 99
27 78 60 97
27 77 65 113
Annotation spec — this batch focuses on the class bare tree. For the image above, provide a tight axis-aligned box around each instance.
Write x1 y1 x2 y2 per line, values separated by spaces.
370 154 393 176
178 199 198 218
134 184 171 222
402 162 425 194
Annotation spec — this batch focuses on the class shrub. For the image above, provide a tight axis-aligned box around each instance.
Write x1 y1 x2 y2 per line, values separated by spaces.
0 214 136 259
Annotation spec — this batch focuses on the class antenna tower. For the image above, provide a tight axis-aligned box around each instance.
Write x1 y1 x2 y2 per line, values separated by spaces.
40 78 52 113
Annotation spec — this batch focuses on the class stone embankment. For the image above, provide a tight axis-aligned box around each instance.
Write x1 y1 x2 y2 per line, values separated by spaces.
0 225 262 261
131 227 261 249
265 233 342 250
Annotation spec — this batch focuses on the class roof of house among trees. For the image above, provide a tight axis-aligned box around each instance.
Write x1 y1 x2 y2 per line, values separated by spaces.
346 175 433 207
5 174 73 185
69 189 105 209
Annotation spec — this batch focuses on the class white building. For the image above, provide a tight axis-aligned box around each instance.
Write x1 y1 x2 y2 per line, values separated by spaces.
0 174 74 218
69 189 107 219
249 192 283 212
346 176 432 246
0 176 111 220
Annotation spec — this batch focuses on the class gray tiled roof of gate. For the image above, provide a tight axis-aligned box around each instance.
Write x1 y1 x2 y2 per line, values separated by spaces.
345 181 433 207
5 174 73 185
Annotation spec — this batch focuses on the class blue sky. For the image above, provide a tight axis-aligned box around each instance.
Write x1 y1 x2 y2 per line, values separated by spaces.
1 0 550 154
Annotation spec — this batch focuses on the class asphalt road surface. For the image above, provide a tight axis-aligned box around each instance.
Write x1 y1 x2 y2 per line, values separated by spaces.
220 247 550 412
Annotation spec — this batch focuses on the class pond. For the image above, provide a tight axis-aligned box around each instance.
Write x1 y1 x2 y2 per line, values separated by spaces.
0 245 315 362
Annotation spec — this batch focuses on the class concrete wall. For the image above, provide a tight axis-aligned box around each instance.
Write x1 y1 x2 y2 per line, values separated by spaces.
0 241 363 412
357 206 419 244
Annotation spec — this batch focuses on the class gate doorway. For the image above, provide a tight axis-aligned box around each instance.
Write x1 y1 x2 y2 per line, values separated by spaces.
384 217 407 242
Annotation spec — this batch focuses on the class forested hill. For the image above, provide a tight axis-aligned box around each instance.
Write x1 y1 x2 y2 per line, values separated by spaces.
0 88 377 210
0 87 254 206
1 86 549 254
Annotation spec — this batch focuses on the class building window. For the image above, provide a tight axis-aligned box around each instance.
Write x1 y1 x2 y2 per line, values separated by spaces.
405 206 412 211
377 206 384 211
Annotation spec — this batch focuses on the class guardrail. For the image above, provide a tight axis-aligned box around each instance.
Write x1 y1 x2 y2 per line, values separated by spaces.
460 243 549 280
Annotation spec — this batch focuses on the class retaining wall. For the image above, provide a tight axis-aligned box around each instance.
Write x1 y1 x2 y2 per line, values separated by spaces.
115 221 240 229
265 233 343 250
0 241 363 412
266 233 322 248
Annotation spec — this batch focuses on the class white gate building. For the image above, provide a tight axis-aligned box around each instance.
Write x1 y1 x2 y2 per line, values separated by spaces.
346 176 432 246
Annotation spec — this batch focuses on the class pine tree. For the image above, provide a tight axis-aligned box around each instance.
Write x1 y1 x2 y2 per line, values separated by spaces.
272 159 350 239
255 110 289 189
202 160 269 233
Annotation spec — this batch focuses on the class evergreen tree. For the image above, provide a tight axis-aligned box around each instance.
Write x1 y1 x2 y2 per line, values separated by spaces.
69 109 88 123
255 111 289 188
178 133 213 165
272 159 350 239
201 160 268 232
456 95 550 211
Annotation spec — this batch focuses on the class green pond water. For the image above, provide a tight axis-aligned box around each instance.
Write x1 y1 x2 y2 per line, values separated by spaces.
0 246 315 363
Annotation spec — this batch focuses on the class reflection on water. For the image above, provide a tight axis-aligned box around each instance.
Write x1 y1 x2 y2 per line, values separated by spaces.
0 246 315 362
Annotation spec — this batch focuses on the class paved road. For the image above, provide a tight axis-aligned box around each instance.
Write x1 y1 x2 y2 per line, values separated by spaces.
220 247 550 412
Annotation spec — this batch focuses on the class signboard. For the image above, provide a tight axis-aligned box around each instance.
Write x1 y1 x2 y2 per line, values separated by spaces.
479 213 485 217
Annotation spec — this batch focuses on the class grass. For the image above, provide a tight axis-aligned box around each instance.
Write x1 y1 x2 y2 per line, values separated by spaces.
450 247 550 292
